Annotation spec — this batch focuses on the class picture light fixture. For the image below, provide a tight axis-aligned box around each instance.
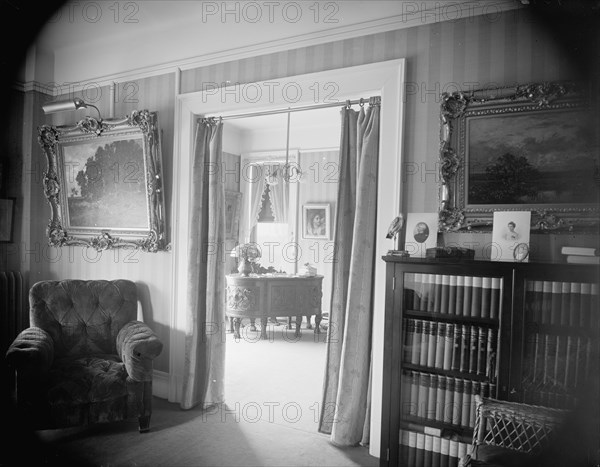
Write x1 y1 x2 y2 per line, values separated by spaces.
42 98 102 120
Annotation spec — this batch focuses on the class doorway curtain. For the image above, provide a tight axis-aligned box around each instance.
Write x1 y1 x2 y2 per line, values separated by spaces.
319 97 381 446
180 117 227 410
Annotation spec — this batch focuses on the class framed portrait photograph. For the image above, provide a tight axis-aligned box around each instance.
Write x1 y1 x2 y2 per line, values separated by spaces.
0 198 15 243
438 81 599 233
404 212 439 257
225 191 242 241
303 203 330 239
37 110 168 252
491 211 532 262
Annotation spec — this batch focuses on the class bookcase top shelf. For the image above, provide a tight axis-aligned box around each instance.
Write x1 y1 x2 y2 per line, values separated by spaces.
382 255 600 268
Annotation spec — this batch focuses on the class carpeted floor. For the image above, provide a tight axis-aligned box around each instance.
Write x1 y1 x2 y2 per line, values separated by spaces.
6 318 377 467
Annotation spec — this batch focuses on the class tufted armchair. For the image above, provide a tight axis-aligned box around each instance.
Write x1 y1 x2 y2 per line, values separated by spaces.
5 279 163 433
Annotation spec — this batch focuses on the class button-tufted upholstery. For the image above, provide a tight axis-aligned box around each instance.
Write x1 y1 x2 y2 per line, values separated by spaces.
6 279 163 433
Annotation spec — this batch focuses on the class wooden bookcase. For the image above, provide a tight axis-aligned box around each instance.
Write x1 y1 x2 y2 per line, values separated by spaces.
380 256 599 467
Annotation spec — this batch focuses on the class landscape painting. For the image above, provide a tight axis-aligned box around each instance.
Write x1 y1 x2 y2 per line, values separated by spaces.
62 136 149 230
467 108 598 206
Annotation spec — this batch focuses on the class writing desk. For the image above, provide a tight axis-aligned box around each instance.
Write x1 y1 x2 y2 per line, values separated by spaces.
225 274 323 339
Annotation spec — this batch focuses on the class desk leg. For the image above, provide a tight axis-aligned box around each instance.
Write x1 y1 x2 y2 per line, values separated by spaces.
233 318 242 339
306 315 312 329
295 315 302 338
228 317 234 333
250 319 257 332
260 318 268 339
314 313 322 334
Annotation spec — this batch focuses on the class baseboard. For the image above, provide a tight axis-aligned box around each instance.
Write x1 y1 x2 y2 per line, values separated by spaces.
152 370 169 399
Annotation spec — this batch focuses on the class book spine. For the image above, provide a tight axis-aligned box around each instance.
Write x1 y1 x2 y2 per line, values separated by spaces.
461 380 471 427
468 325 478 374
444 376 454 423
427 274 436 312
412 320 423 365
444 323 454 371
477 327 487 376
490 277 501 320
561 246 599 256
533 280 543 323
471 276 483 318
566 255 600 264
427 322 437 368
451 325 462 371
481 277 491 319
565 335 576 387
541 281 552 324
551 281 562 325
560 282 570 327
455 276 465 317
469 381 480 427
411 371 420 416
400 430 410 466
435 375 446 422
420 321 430 367
449 440 459 467
435 322 446 369
457 442 468 466
407 431 417 467
415 433 425 466
418 372 429 419
453 378 463 426
440 275 450 314
580 283 591 328
432 436 441 467
404 319 415 362
412 273 422 311
460 325 470 373
486 329 497 380
440 438 450 467
448 275 457 315
432 274 442 313
424 435 433 467
427 374 438 420
590 283 598 330
463 276 473 317
419 274 428 311
525 280 535 322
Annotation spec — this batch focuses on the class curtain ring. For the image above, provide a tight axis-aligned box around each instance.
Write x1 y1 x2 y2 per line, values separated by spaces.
345 99 351 109
359 98 365 107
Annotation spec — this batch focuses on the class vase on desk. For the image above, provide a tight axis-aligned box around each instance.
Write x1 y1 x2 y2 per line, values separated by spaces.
238 258 252 277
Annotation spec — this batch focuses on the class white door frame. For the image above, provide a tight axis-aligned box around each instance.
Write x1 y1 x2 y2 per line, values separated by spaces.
169 58 406 457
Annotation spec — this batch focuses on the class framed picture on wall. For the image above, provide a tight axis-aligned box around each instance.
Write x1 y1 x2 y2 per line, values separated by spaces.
37 110 168 252
225 191 242 241
303 203 330 239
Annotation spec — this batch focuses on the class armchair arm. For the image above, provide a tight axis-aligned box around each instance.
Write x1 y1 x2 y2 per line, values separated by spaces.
5 327 55 377
117 321 163 382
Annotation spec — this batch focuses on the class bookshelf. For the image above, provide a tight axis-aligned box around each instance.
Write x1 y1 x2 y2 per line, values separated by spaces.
380 256 599 467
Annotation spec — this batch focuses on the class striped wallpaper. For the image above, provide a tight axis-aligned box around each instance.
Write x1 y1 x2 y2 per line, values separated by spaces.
20 9 580 373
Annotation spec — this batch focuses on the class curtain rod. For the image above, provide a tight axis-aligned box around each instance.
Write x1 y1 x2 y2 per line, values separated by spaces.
202 96 380 121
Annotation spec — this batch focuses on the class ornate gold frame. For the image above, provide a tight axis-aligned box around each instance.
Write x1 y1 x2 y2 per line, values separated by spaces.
438 81 599 233
37 110 169 252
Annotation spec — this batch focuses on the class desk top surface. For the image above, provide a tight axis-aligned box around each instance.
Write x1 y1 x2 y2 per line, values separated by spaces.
226 274 323 281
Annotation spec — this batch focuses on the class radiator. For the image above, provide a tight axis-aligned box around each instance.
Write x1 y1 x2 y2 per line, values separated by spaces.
0 271 27 354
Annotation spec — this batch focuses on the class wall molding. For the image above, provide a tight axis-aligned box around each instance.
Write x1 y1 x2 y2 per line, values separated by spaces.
15 1 520 95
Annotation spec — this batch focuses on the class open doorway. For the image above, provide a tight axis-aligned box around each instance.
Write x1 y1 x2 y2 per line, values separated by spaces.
171 59 406 457
221 106 342 433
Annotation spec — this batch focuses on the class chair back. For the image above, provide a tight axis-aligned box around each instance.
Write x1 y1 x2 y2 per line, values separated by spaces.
29 279 138 358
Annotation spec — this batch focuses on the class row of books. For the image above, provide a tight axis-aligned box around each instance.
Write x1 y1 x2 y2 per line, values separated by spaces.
401 370 496 428
524 280 598 328
404 320 498 378
522 383 580 410
399 431 471 467
523 333 597 391
404 273 502 319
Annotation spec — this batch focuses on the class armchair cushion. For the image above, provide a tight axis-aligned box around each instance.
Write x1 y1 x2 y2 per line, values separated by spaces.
6 327 54 375
117 321 163 381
